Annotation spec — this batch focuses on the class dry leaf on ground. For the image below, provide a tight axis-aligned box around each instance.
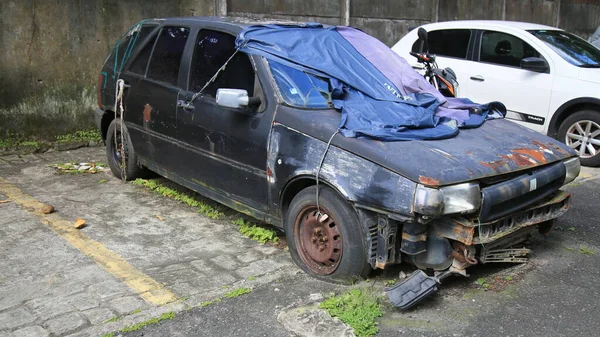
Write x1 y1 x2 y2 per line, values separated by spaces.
74 218 86 229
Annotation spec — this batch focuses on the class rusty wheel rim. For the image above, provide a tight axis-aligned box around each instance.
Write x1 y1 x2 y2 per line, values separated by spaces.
293 206 343 275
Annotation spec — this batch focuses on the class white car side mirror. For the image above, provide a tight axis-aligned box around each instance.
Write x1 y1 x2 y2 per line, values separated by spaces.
216 89 249 109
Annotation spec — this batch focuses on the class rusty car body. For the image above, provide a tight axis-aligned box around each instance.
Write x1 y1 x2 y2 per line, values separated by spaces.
95 17 580 308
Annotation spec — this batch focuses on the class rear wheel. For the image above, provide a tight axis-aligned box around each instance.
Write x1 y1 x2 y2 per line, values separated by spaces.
106 119 145 180
284 186 371 283
557 110 600 167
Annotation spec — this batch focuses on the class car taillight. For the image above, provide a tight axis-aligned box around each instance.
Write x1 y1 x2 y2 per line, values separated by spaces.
97 73 104 108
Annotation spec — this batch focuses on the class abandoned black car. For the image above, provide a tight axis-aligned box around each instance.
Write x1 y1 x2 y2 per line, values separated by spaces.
96 17 579 308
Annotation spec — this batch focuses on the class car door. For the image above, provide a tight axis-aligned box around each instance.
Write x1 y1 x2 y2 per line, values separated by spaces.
123 25 191 171
409 29 475 97
466 30 553 132
176 28 271 214
111 23 158 160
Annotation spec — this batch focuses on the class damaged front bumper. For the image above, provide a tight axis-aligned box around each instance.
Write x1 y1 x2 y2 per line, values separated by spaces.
381 190 571 309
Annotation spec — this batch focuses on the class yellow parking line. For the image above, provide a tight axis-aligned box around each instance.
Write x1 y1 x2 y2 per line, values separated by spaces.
0 177 178 306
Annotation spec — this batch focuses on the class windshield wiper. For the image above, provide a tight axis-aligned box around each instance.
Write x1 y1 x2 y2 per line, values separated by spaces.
579 63 600 68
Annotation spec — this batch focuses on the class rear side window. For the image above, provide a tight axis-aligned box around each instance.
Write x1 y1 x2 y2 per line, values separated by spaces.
480 31 542 67
106 24 157 72
129 34 157 75
189 30 255 97
147 26 190 85
412 29 471 59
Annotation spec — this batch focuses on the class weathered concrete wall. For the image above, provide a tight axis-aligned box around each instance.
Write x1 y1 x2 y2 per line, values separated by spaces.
0 0 214 139
227 0 600 48
1 0 599 139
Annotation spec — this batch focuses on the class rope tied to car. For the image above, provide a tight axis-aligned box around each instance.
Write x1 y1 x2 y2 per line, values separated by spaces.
189 49 241 104
315 129 340 217
114 79 127 181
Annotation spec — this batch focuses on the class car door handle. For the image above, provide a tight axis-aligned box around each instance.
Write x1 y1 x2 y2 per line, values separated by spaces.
177 100 195 110
470 75 485 82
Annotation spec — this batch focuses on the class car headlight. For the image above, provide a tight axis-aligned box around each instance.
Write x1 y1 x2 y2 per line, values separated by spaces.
563 157 580 185
413 182 481 217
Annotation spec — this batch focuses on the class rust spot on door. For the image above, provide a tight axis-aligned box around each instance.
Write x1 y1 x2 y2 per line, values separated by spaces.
418 175 440 186
143 104 152 123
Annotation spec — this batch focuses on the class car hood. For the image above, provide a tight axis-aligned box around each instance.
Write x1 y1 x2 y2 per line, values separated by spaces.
579 68 600 84
276 107 576 187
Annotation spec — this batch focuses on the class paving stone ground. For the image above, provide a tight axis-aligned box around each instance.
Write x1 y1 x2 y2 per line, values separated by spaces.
0 148 296 337
2 148 600 337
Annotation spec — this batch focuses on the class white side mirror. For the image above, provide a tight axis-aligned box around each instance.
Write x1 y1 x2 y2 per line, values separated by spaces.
216 89 249 109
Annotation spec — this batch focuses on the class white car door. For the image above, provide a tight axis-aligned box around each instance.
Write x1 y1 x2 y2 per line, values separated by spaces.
402 29 475 98
466 30 554 133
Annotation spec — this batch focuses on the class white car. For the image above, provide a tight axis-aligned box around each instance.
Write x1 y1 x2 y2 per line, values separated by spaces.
392 20 600 166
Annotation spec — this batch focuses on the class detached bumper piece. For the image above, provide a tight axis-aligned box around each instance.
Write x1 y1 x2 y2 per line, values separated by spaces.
385 270 439 309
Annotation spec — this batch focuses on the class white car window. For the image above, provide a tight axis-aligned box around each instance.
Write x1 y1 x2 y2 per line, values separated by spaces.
479 31 543 68
411 29 471 59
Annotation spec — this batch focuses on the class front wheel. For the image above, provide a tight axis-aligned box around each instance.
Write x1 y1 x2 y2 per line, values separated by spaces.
284 186 371 283
557 110 600 167
106 119 145 180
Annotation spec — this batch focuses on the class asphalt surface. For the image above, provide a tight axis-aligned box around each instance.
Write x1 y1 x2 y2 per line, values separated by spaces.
120 173 600 337
1 148 599 337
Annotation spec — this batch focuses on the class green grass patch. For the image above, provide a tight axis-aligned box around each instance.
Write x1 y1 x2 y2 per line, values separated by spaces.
103 316 121 324
475 277 490 289
384 279 397 286
320 288 382 337
223 287 252 299
100 333 114 337
119 312 176 333
248 276 256 281
56 129 101 143
133 178 224 219
0 129 100 150
0 86 96 141
233 218 279 244
201 301 213 307
579 245 596 255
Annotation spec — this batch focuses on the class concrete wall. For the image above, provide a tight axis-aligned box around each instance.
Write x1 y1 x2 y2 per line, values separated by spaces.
1 0 599 139
0 0 214 138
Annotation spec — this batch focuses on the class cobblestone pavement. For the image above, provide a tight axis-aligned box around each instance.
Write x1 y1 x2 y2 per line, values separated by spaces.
2 148 600 337
0 148 297 337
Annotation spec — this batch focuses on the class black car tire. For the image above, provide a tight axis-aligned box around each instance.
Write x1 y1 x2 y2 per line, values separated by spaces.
284 185 371 283
106 119 144 180
557 110 600 167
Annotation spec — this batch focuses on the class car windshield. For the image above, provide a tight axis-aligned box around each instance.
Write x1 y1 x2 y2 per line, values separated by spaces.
268 60 332 109
529 30 600 68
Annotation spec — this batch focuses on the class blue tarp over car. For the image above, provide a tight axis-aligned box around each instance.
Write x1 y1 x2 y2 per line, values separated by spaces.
236 23 505 141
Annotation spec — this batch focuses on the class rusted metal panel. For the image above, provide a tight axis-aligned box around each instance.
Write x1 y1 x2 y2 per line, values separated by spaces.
274 105 576 187
269 118 417 217
432 219 476 245
432 190 571 245
418 175 440 186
